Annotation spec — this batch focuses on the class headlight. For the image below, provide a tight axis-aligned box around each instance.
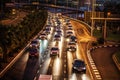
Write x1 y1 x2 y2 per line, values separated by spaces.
73 67 77 69
30 45 32 47
82 67 86 70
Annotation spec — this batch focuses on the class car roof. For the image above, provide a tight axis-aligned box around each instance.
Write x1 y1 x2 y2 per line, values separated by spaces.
73 59 84 63
68 41 76 44
51 46 58 49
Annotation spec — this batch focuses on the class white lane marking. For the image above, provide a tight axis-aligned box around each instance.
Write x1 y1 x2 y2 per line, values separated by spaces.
64 64 66 68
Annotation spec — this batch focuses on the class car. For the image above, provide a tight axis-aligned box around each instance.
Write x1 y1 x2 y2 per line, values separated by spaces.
67 25 72 28
67 46 76 52
39 33 47 40
72 59 86 73
44 27 51 35
70 36 77 43
50 47 59 57
29 39 40 49
55 29 62 36
54 34 61 41
28 47 39 58
67 41 76 52
66 31 73 37
67 27 73 30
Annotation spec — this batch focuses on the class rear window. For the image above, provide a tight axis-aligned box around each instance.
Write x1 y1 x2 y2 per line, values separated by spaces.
74 60 85 66
51 47 58 51
29 48 37 53
31 40 39 44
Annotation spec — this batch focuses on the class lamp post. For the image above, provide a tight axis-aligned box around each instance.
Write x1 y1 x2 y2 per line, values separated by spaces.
103 12 111 41
91 0 96 36
91 17 120 43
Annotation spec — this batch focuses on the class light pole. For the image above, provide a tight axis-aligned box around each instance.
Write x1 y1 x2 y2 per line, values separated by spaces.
91 17 120 42
91 0 96 36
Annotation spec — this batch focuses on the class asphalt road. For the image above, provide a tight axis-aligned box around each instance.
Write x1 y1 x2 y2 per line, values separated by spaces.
91 47 120 80
1 12 119 80
0 14 92 80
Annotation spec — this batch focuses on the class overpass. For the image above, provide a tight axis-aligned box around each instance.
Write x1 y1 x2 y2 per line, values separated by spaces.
12 2 84 14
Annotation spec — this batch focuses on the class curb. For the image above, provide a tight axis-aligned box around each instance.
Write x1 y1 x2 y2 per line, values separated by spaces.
87 50 102 80
89 44 120 51
87 44 120 80
112 54 120 71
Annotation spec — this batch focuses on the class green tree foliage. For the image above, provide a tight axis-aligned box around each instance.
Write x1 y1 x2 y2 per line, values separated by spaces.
0 10 48 62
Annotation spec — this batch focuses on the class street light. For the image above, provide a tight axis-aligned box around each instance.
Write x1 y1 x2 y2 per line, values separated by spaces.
91 17 120 43
91 0 94 36
107 12 111 17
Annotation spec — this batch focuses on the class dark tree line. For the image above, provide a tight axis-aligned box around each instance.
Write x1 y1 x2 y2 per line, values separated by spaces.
0 9 48 62
103 1 120 16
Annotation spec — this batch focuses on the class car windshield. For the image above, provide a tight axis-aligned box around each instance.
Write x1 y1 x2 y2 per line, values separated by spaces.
68 42 75 45
67 31 73 34
54 35 60 37
29 48 38 53
71 36 76 39
74 60 85 66
51 47 58 50
57 30 62 33
31 40 38 44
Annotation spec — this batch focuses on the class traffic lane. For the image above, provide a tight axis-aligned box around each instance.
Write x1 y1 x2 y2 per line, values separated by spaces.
38 39 64 80
22 57 40 80
70 20 95 42
67 43 91 80
0 52 29 80
0 51 40 80
0 39 48 80
91 47 120 80
51 38 64 77
68 19 92 80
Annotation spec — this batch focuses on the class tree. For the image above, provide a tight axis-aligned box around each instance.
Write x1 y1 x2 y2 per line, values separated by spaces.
0 25 8 62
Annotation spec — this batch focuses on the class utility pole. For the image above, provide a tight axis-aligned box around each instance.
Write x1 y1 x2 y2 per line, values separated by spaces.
91 0 96 36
